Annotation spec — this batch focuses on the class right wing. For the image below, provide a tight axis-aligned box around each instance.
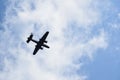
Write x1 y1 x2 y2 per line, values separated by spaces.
40 31 49 41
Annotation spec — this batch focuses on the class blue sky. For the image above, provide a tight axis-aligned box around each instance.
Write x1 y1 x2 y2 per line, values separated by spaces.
0 0 7 22
0 0 120 80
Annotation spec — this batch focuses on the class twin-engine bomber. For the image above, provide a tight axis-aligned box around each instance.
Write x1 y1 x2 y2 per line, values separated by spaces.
26 31 50 55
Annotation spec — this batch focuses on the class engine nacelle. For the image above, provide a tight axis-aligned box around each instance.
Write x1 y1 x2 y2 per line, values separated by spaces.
44 41 47 43
40 47 43 50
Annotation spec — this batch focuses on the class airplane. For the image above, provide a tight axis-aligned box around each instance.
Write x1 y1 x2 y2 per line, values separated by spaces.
26 31 50 55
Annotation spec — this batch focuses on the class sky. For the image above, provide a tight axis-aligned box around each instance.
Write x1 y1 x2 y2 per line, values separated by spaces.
0 0 120 80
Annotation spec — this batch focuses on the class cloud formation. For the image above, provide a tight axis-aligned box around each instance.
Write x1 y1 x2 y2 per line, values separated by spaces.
0 0 109 80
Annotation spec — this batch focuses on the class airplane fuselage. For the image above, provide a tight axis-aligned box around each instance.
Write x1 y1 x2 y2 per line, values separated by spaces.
36 39 44 49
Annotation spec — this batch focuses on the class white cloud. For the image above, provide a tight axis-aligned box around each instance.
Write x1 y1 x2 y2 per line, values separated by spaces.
0 0 109 80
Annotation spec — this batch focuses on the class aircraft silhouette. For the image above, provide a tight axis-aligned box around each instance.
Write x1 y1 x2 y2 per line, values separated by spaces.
26 31 50 55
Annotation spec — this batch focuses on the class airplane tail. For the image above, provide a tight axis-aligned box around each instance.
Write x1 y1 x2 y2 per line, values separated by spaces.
26 33 33 43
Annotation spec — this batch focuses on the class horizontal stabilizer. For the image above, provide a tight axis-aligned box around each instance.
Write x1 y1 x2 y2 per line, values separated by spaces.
26 33 33 43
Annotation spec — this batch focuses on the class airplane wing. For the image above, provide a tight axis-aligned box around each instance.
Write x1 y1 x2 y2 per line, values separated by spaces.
33 46 40 55
40 31 49 41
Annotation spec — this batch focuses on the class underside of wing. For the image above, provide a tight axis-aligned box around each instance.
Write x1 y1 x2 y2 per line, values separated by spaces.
33 46 39 55
41 31 49 41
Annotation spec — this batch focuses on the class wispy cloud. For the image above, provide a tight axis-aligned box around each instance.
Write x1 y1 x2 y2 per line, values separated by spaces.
0 0 110 80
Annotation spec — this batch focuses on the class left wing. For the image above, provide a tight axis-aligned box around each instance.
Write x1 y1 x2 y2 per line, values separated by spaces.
33 46 40 55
